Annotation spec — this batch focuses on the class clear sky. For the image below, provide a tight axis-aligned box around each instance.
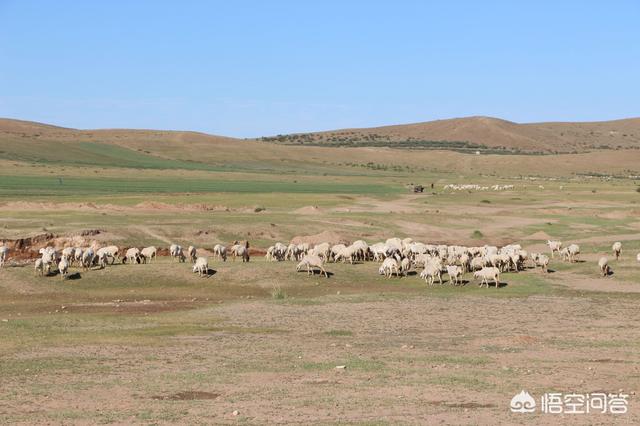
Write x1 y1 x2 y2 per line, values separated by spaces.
0 1 638 137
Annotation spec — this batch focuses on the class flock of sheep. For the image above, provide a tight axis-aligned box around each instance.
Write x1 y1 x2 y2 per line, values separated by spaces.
0 238 636 286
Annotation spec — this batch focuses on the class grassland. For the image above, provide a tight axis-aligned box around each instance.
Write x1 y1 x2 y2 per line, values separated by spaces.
1 128 640 424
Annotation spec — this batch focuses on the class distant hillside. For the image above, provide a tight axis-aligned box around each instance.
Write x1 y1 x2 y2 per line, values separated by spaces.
258 116 640 153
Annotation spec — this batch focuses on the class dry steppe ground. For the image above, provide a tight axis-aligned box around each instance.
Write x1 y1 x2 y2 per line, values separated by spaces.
1 119 640 424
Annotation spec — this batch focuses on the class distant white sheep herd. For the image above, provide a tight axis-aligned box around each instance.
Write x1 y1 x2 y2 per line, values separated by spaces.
0 236 637 287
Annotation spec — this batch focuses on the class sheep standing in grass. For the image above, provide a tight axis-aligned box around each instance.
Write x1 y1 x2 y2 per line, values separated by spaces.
73 248 83 266
535 254 550 273
0 246 8 268
97 245 120 264
598 257 610 277
124 248 142 264
62 247 74 262
567 244 580 263
474 267 500 288
34 258 44 276
612 242 622 260
296 254 328 278
420 262 442 285
547 240 562 258
231 241 250 262
40 247 58 275
213 244 227 262
400 257 412 276
192 257 208 277
98 251 109 269
82 249 95 271
58 258 69 280
188 246 197 263
446 265 463 285
141 246 157 263
170 244 186 262
379 257 400 279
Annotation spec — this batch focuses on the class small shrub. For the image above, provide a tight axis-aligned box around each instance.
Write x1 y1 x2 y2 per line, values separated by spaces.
636 187 640 193
480 199 491 204
471 230 484 239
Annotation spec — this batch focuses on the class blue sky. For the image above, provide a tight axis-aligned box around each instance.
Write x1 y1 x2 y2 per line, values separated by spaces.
0 1 638 137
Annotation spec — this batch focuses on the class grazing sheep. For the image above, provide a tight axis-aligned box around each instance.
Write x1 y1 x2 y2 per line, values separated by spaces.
400 257 412 276
637 253 640 263
296 254 328 278
0 246 8 268
188 246 197 263
170 244 186 262
567 244 580 263
40 247 58 275
446 265 463 285
612 242 622 260
535 254 550 273
58 258 69 280
97 245 121 264
62 247 74 262
82 248 95 271
34 258 44 276
380 257 400 279
124 247 142 264
98 251 109 269
474 267 500 288
140 246 157 263
73 248 83 266
420 262 442 285
192 257 209 277
213 244 227 262
470 257 485 271
547 240 562 258
598 257 610 277
231 241 250 262
310 242 331 261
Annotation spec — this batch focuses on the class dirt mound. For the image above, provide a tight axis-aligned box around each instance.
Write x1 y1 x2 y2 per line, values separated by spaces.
290 231 348 246
1 231 108 260
293 206 322 215
134 202 230 212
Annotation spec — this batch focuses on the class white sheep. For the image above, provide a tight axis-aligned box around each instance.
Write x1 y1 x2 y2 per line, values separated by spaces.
567 244 580 263
98 251 109 269
535 254 549 273
230 242 250 262
62 247 74 262
612 242 622 260
420 262 442 285
124 247 142 264
547 240 562 258
213 244 227 262
170 244 186 262
188 246 197 263
58 258 69 280
82 248 95 271
637 253 640 263
140 246 157 263
0 246 8 268
73 247 83 266
379 257 400 279
96 246 120 265
34 258 44 276
296 254 328 278
598 257 610 277
192 256 209 277
400 257 412 276
446 265 462 285
474 267 500 288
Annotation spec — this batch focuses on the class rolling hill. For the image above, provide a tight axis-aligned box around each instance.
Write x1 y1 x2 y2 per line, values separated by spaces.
258 116 640 153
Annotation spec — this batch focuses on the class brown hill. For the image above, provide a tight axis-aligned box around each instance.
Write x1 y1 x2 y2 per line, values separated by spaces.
259 116 640 153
